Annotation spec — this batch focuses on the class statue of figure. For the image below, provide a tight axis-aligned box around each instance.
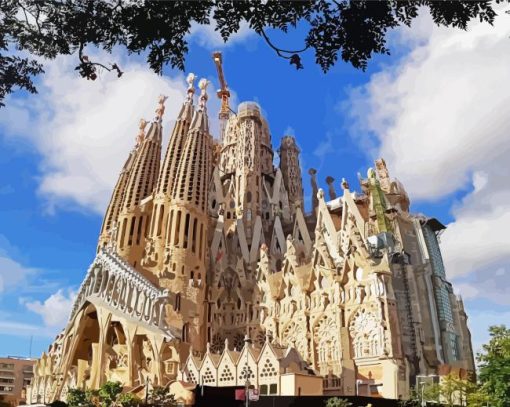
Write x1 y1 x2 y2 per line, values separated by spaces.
259 244 270 274
141 238 157 267
219 268 239 301
107 222 119 250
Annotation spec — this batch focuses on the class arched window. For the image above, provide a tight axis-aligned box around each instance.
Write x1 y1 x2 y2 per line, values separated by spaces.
191 218 198 253
157 207 165 236
182 323 190 343
174 211 181 246
175 293 181 311
119 218 127 248
183 213 190 248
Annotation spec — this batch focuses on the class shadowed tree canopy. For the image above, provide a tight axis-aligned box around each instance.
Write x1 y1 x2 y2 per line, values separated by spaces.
0 0 504 107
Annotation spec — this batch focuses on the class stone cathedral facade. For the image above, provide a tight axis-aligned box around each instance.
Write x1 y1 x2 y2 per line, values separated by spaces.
27 71 474 404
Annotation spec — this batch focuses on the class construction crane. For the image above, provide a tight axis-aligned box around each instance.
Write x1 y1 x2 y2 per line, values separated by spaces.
212 51 231 140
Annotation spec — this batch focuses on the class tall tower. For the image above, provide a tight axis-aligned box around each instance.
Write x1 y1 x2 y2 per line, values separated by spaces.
164 79 213 352
219 102 274 241
278 135 304 216
143 75 196 273
115 97 165 269
97 123 142 251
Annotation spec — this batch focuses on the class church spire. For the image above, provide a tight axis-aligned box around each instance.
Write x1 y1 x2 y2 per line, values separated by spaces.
144 75 197 272
189 78 210 133
279 135 304 216
171 77 211 211
163 77 213 351
155 74 196 197
97 118 148 251
114 96 165 267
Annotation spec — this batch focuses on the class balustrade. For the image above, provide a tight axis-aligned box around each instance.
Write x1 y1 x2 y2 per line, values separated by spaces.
68 249 170 332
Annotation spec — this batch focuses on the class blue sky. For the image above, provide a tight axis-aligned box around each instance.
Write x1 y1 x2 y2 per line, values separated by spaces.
1 7 509 359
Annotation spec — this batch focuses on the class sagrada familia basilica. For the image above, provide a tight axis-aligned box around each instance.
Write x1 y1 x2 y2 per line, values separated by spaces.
27 54 474 404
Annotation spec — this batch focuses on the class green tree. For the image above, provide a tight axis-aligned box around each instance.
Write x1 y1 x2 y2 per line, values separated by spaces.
0 0 504 107
466 386 491 407
477 325 510 407
148 386 176 407
66 389 93 407
115 393 141 407
439 374 459 407
98 381 123 407
324 397 351 407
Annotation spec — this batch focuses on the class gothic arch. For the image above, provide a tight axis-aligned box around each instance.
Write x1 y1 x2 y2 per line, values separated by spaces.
348 307 384 359
313 314 340 364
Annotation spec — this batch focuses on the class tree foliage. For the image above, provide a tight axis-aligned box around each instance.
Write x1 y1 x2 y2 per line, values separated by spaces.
66 382 140 407
98 381 123 407
403 375 487 407
0 0 504 107
147 386 176 407
67 388 95 407
346 326 508 407
324 397 351 407
477 325 510 407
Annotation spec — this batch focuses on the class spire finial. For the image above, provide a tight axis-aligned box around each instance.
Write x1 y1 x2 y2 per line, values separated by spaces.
198 78 210 110
155 94 168 122
341 177 350 190
136 118 148 146
186 73 196 102
325 176 336 200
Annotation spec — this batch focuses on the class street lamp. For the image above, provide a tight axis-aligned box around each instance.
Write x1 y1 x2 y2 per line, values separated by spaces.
244 334 252 407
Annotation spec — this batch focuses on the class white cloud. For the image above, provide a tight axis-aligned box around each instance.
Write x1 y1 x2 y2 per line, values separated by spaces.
0 236 38 293
347 5 510 200
0 255 37 293
346 5 510 305
25 288 76 328
188 20 256 49
0 49 231 214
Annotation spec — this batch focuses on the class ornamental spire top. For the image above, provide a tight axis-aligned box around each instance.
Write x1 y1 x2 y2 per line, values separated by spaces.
186 73 196 102
136 118 148 146
154 94 168 122
198 78 209 110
